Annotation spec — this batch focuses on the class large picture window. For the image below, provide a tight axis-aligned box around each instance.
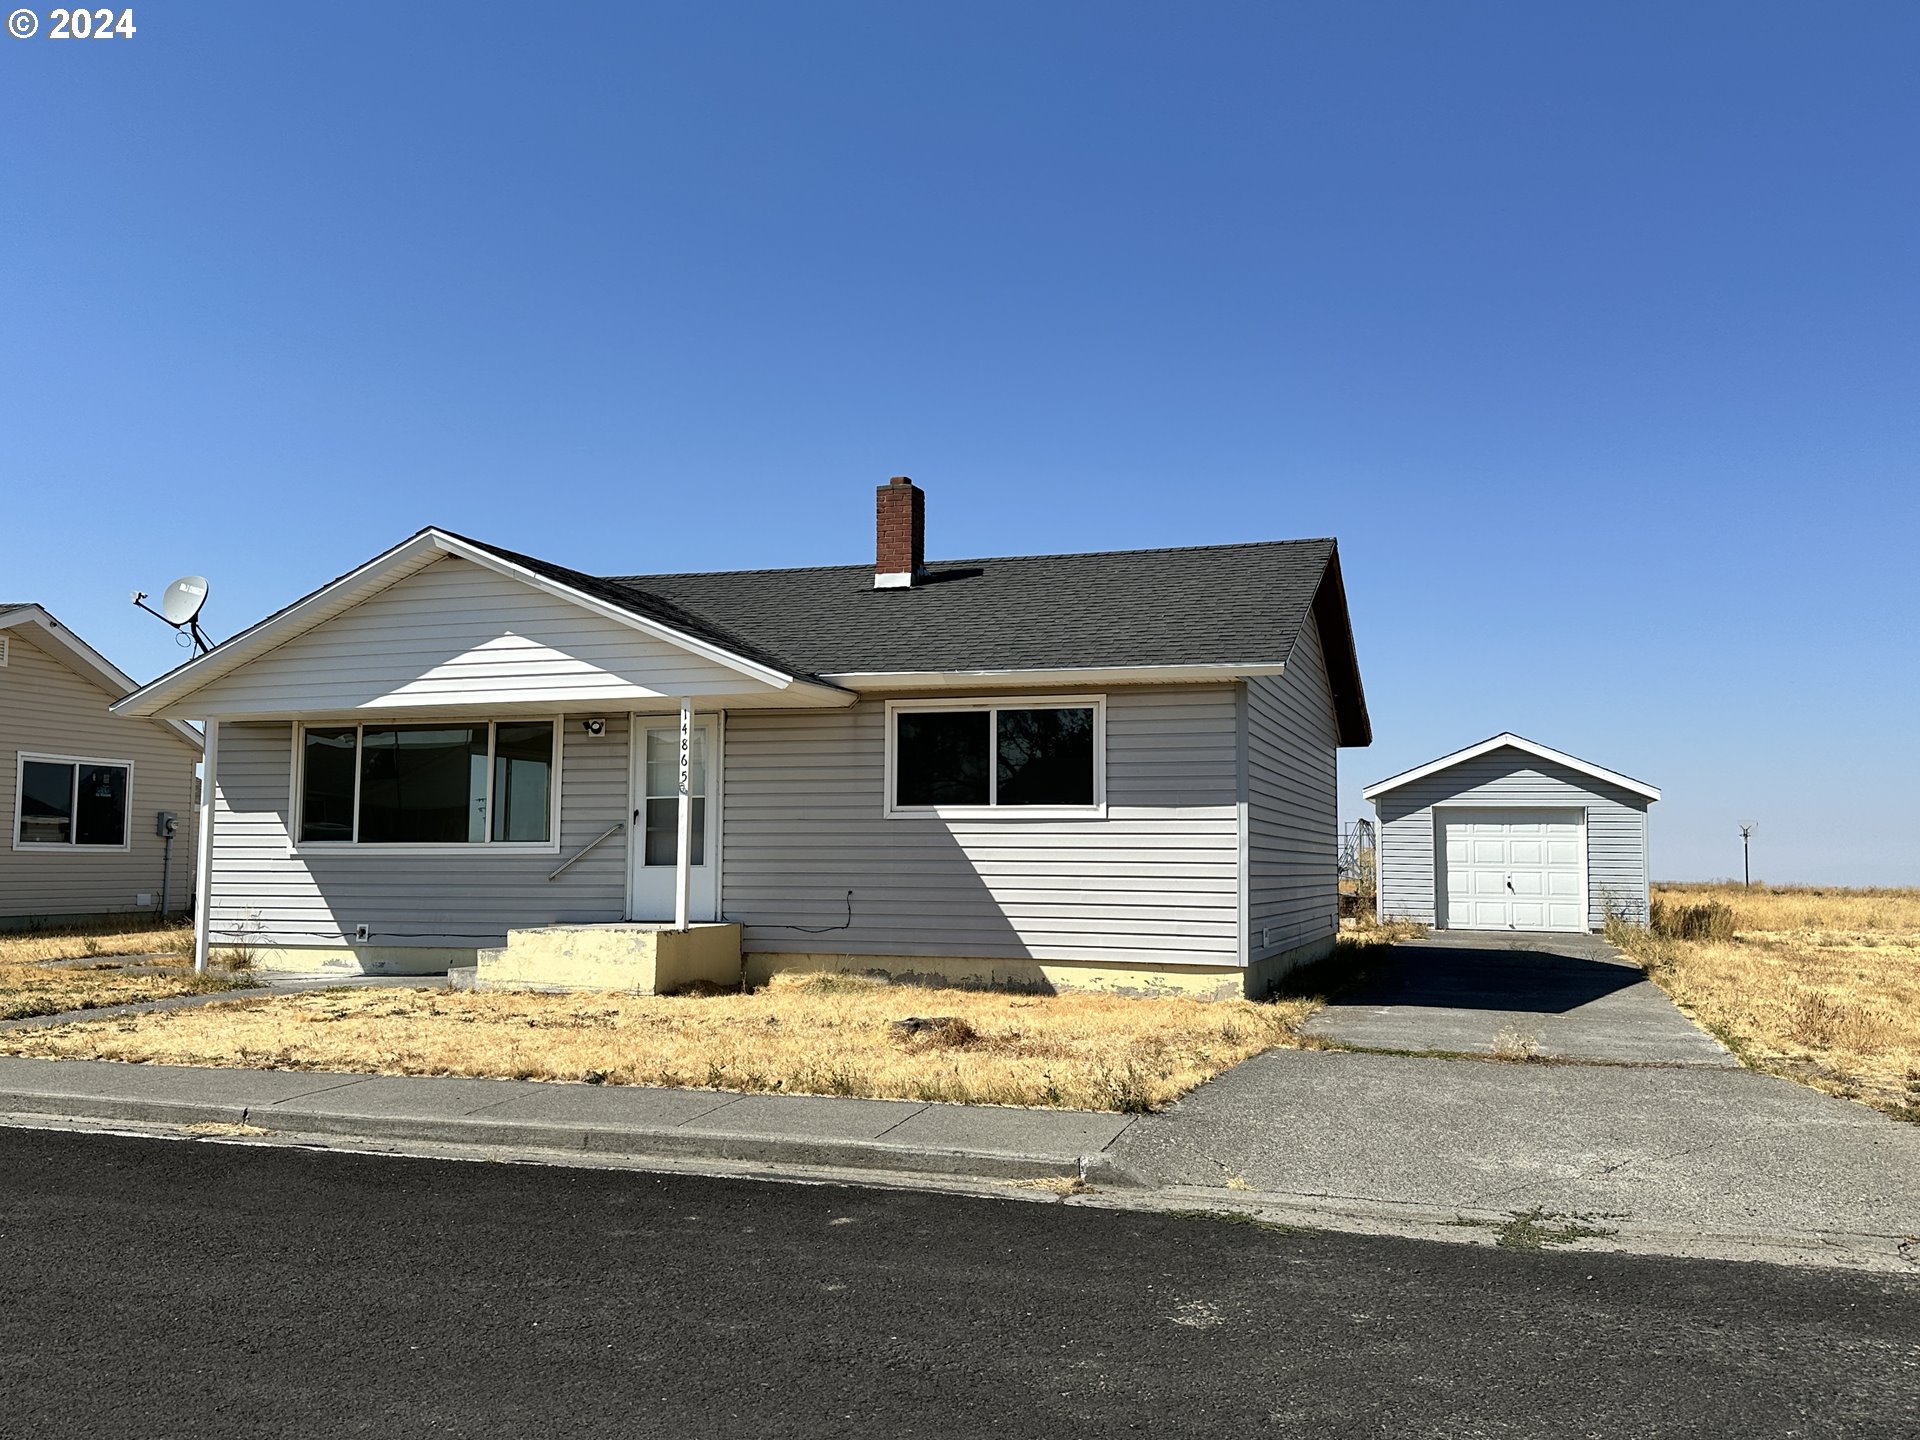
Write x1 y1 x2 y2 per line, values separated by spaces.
14 755 131 848
297 720 557 846
887 699 1102 815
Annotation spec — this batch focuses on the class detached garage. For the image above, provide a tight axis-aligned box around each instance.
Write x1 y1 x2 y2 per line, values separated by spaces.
1363 734 1660 932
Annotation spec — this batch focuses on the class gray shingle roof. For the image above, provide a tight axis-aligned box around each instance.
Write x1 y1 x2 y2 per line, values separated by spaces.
116 527 1369 747
598 538 1369 746
609 540 1334 675
400 532 1367 746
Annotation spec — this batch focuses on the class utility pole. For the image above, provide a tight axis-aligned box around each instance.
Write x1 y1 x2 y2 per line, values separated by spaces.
1738 823 1756 889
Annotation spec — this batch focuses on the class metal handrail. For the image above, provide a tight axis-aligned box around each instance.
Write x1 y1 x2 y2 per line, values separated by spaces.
547 821 625 881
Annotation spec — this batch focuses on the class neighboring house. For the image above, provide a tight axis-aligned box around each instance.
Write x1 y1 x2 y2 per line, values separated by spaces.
1 605 202 926
1363 733 1660 933
112 479 1370 998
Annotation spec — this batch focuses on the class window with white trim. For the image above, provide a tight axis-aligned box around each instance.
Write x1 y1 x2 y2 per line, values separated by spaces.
296 721 556 846
15 755 130 848
887 699 1103 814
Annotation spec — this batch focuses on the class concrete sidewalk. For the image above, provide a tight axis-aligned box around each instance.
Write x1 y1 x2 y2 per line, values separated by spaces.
0 1056 1133 1183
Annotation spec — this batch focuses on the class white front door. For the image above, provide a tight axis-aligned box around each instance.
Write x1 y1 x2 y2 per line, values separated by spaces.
629 717 719 922
1439 807 1585 932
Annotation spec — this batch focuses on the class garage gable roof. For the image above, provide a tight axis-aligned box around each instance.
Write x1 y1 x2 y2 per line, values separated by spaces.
1361 733 1661 803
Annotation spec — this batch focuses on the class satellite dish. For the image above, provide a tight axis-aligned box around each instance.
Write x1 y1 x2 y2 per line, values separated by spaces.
134 575 217 654
160 576 209 626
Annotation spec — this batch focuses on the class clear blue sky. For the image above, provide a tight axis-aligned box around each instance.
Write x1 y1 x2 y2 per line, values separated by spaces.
4 3 1915 884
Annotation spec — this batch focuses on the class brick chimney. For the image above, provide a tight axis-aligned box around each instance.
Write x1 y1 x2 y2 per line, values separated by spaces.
874 476 925 589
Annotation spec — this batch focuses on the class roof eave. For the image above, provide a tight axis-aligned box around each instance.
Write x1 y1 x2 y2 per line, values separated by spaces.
1302 547 1371 748
823 662 1289 692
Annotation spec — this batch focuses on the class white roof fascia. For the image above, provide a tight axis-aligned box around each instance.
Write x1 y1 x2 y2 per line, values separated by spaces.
113 530 810 719
1361 732 1661 803
0 606 203 750
822 662 1289 692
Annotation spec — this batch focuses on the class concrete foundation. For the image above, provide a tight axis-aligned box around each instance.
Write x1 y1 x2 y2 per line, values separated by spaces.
743 931 1338 1001
246 945 472 978
239 928 1335 1000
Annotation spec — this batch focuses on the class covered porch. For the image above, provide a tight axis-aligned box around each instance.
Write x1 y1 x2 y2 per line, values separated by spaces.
104 529 853 982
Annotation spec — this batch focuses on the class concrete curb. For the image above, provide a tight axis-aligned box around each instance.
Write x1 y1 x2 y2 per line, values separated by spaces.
1086 1184 1920 1275
2 1086 1911 1275
0 1076 1104 1185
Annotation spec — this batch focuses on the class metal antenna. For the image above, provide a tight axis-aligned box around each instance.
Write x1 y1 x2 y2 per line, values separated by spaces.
1738 823 1757 889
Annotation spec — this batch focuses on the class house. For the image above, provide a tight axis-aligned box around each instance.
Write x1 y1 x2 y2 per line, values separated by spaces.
111 479 1370 999
1362 733 1660 933
1 605 202 926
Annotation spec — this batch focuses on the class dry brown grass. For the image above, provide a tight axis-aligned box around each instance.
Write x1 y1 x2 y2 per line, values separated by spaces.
0 918 193 966
0 958 1368 1111
0 920 250 1021
1615 884 1920 1119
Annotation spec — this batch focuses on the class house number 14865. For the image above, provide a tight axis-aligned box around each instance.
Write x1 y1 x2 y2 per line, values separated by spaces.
48 8 136 38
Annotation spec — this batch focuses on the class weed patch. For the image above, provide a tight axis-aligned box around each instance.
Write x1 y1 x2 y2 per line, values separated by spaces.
1165 1208 1310 1237
1448 1208 1619 1250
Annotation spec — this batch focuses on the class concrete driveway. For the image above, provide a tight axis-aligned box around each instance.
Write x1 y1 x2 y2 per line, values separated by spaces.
1110 933 1920 1257
1301 930 1736 1066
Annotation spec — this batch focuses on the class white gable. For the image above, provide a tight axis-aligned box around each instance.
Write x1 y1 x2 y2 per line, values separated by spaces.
1362 733 1660 803
181 555 783 716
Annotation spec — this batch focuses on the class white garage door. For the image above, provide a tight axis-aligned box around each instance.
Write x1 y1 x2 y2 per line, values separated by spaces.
1439 808 1586 932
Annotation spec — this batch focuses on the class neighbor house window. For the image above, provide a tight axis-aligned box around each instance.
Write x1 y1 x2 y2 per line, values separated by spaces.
887 699 1102 814
297 721 556 846
15 755 131 849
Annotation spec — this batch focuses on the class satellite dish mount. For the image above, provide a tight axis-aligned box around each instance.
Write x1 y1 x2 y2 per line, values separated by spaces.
133 575 215 655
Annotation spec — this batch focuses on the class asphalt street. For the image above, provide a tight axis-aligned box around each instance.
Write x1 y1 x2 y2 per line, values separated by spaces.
0 1126 1914 1439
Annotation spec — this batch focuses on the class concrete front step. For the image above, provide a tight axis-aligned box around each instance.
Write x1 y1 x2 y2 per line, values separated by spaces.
468 923 743 995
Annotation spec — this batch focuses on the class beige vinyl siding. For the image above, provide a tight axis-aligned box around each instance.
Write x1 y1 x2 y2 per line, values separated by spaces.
1 630 200 920
184 556 765 716
208 715 629 948
1243 620 1339 962
723 687 1242 966
1374 749 1652 928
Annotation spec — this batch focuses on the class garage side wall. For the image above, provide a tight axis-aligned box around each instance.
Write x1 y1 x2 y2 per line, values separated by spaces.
1374 751 1650 929
1243 620 1339 968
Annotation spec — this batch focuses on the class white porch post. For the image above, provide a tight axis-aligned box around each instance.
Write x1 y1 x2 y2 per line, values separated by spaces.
674 696 692 931
192 720 219 973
